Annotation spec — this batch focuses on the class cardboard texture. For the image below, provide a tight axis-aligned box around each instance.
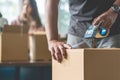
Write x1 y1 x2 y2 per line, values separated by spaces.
53 48 120 80
29 32 51 62
0 25 29 62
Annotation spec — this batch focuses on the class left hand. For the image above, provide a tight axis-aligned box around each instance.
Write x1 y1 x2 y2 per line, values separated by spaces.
93 8 118 30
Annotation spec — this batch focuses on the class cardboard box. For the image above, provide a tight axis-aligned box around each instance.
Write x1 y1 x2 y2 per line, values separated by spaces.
53 48 120 80
29 32 51 62
0 25 29 62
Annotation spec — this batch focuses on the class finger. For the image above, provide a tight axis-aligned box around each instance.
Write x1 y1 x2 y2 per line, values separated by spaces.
93 17 104 26
101 20 112 29
93 18 101 26
106 24 113 30
49 47 57 60
106 23 112 30
58 45 67 59
101 21 108 28
63 44 72 49
106 20 112 29
54 47 62 63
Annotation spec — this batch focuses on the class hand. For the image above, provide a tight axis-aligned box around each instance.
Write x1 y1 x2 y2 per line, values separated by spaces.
48 40 72 63
93 8 118 30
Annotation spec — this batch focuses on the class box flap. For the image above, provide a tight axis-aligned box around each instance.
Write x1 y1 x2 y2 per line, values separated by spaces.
3 25 29 33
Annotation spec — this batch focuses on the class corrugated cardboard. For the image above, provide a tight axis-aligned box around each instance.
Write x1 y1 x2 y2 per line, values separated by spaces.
29 32 51 62
53 48 120 80
0 25 29 62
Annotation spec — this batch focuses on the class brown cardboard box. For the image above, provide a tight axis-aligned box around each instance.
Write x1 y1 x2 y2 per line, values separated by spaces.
29 32 51 62
0 25 29 62
53 48 120 80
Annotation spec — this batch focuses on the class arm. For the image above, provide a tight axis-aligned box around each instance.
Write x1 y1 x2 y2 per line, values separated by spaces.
45 0 59 41
45 0 71 63
93 0 120 29
114 0 120 6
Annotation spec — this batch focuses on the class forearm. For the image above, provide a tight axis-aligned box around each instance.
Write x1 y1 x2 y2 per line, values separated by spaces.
45 0 59 43
114 0 120 5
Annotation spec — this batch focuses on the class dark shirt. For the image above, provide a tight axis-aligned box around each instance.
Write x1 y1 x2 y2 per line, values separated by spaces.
68 0 120 37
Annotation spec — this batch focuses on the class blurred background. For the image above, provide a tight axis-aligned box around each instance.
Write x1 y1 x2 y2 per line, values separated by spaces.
0 0 70 34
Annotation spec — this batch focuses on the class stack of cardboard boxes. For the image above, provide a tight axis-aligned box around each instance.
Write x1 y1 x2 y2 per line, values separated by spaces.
0 25 51 63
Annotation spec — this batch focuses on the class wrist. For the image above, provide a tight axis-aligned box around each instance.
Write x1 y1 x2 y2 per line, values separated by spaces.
109 8 118 16
111 4 120 14
48 40 58 44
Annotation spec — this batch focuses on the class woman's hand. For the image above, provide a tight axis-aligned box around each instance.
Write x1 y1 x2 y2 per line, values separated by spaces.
48 40 72 63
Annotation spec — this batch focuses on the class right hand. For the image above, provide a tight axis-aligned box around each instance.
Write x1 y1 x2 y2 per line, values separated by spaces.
93 8 118 30
48 40 72 63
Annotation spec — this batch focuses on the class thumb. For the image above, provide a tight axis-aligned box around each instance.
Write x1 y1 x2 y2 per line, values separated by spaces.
63 44 72 49
93 17 104 26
